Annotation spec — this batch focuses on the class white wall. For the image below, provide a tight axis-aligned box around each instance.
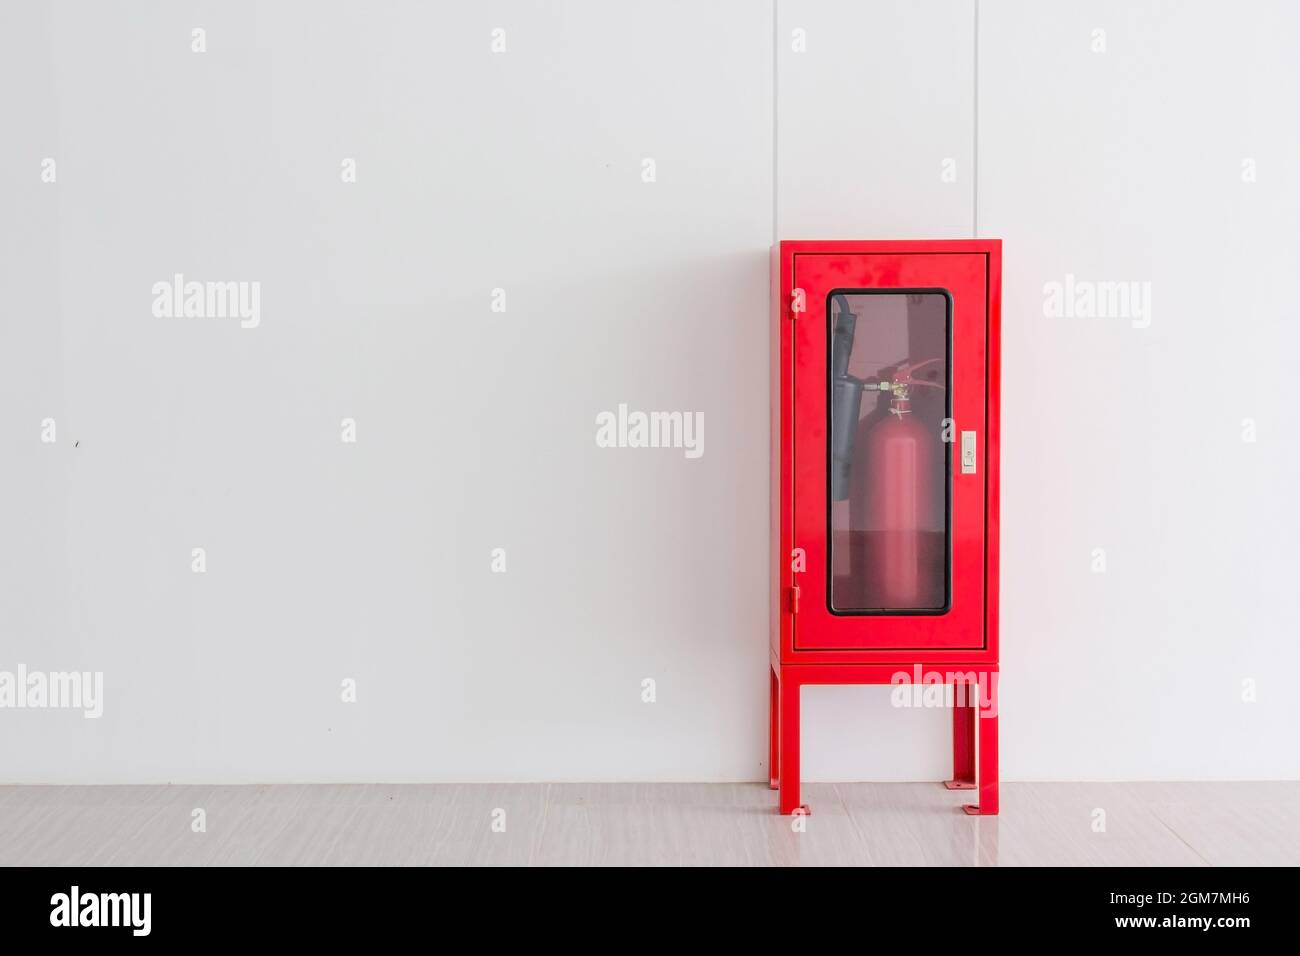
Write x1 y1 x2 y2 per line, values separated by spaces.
2 0 1297 783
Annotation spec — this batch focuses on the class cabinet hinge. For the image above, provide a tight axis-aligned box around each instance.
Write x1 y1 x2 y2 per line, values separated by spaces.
788 585 801 614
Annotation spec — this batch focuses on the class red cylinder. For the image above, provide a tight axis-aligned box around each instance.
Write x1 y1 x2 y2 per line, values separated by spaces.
849 404 936 609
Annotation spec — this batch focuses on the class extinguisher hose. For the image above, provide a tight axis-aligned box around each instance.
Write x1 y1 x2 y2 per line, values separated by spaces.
830 295 862 501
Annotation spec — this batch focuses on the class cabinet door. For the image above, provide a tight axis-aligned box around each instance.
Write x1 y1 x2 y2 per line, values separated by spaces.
792 253 986 650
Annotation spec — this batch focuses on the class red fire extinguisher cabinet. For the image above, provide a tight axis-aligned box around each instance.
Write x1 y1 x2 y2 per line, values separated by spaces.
770 239 1001 815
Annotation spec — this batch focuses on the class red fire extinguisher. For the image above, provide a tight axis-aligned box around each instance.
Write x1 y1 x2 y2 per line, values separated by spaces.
849 360 943 609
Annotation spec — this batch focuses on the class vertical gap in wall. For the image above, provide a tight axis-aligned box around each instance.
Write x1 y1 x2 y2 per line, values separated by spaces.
972 0 980 237
772 0 779 243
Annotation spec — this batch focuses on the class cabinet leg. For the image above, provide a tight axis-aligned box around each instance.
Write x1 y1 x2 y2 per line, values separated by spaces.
963 673 999 815
944 681 977 790
768 665 779 790
778 673 808 815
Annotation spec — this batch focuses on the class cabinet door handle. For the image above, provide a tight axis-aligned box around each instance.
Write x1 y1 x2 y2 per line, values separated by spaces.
961 431 977 475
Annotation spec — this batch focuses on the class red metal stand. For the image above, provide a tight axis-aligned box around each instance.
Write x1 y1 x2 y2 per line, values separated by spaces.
769 240 1002 816
967 675 1000 816
769 661 999 815
768 666 780 791
945 678 977 790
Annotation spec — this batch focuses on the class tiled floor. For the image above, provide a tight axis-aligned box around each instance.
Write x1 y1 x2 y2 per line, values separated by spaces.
1 782 1296 866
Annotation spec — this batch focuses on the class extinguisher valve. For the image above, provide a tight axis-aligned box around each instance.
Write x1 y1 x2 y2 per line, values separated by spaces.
867 379 908 395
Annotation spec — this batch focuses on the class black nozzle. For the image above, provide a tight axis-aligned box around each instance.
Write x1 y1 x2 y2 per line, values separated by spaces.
830 376 864 501
829 295 862 502
830 295 857 380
